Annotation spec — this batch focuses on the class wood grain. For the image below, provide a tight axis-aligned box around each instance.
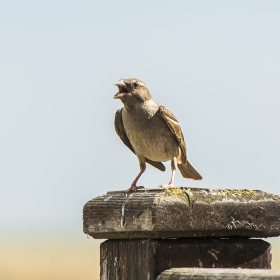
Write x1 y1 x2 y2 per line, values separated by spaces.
156 268 280 280
100 238 271 280
83 187 280 239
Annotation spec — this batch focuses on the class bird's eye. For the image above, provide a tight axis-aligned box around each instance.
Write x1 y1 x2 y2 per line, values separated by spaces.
133 82 139 88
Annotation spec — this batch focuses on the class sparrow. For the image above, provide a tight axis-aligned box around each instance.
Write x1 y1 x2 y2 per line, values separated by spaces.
114 78 202 195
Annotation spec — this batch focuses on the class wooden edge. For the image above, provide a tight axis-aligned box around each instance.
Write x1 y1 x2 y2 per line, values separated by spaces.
156 268 280 280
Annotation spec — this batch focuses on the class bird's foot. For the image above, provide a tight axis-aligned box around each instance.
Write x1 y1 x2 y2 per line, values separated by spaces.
158 183 175 188
122 184 144 196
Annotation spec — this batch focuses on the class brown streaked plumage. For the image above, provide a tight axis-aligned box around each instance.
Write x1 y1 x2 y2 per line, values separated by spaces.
114 108 166 172
114 78 202 195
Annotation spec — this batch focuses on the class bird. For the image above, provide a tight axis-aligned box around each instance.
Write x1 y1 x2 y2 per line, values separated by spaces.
114 78 202 195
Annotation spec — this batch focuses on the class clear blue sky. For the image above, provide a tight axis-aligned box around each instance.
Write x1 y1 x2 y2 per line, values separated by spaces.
1 1 280 237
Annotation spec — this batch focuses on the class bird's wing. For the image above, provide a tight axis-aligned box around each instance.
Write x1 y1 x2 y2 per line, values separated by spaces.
159 106 187 164
114 108 135 154
114 108 166 171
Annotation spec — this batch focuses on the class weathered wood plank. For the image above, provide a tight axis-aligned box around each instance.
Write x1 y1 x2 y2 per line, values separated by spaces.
100 239 155 280
156 268 280 280
83 188 280 239
100 238 271 280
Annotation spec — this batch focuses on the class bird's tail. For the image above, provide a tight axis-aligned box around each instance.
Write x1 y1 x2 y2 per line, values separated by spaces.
178 160 202 180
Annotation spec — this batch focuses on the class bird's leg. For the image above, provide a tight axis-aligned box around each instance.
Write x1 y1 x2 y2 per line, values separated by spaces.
123 159 146 196
168 168 176 186
159 158 177 188
125 170 145 194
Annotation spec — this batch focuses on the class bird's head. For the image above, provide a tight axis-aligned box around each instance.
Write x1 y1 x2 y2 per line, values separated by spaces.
114 78 152 105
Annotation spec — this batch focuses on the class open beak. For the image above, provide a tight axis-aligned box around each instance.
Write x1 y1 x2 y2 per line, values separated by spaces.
113 80 128 99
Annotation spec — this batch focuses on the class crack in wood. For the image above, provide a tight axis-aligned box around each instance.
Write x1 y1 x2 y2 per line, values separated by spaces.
120 203 126 228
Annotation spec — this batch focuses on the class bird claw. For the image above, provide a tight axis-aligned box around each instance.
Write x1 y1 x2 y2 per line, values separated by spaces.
158 183 175 188
122 184 144 196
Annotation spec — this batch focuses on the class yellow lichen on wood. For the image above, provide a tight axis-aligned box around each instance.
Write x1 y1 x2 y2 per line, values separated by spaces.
164 188 191 207
219 189 256 196
164 188 185 195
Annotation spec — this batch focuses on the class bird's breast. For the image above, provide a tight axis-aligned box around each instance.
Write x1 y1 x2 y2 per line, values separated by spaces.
122 108 179 162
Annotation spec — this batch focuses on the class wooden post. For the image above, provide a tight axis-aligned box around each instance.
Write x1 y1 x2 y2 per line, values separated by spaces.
83 187 280 280
100 239 271 280
156 268 280 280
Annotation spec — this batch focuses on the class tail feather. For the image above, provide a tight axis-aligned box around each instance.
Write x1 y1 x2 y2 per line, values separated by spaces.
178 160 202 180
146 158 165 171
